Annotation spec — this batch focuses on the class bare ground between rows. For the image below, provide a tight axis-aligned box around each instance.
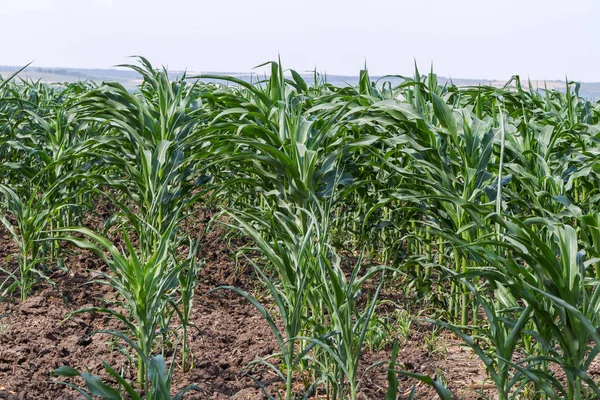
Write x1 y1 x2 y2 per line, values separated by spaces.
0 220 490 400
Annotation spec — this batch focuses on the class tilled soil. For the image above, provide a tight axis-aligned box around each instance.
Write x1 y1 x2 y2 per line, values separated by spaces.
0 218 490 400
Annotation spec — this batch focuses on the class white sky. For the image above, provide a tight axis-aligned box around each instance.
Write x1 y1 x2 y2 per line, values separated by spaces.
1 0 598 81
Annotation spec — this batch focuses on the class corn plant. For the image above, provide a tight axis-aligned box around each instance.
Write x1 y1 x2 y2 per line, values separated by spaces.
496 219 600 399
425 269 557 399
213 207 321 399
168 238 204 371
437 210 600 399
56 223 185 391
307 249 388 400
79 57 210 258
0 184 54 300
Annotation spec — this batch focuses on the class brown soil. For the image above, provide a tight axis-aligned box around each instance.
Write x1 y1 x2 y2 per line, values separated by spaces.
0 211 490 400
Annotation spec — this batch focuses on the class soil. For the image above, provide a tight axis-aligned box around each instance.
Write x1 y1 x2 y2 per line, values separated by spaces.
0 207 491 400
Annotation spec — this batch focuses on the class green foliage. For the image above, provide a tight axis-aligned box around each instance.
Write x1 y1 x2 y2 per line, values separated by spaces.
4 57 600 399
52 355 199 400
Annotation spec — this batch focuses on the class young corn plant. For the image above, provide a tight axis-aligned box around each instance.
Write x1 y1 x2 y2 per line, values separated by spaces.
446 210 600 399
0 184 54 300
213 207 321 399
496 218 600 399
79 57 210 258
425 269 557 399
199 60 353 220
307 248 389 400
0 168 87 301
56 223 186 392
168 238 204 371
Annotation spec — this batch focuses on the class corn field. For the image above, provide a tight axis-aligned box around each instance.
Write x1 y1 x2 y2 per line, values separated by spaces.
1 58 600 400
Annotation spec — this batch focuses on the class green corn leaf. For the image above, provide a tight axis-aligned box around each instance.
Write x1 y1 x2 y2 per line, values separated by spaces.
431 92 458 137
80 373 123 400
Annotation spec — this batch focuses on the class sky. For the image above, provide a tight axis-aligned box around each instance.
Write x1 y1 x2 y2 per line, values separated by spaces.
1 0 599 81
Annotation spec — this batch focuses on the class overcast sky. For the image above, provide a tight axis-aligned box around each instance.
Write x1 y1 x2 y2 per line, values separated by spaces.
1 0 598 81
